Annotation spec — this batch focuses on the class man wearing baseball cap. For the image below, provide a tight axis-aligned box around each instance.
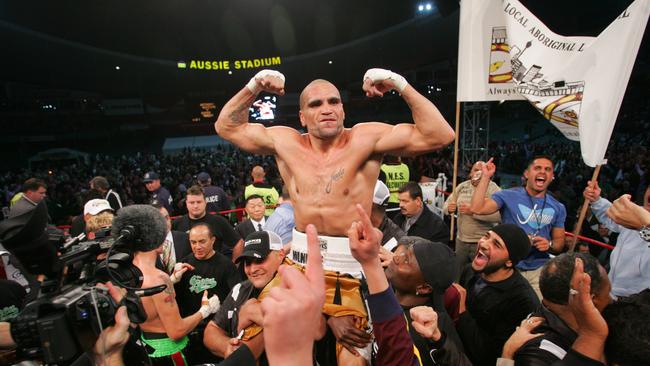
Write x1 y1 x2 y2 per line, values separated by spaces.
83 199 114 238
370 180 406 252
203 230 286 363
197 172 230 214
385 237 466 366
144 171 173 214
453 224 540 366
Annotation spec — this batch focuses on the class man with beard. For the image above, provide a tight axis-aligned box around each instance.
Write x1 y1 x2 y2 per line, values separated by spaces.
453 223 539 366
470 156 567 299
444 161 501 278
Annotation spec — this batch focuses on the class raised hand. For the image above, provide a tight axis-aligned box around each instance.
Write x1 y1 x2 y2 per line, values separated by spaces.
246 70 286 96
348 203 384 266
410 306 442 341
260 224 325 365
362 68 408 97
607 194 650 230
482 157 496 179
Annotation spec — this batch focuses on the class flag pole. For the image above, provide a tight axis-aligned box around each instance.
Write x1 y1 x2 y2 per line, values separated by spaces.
450 101 461 241
568 164 602 253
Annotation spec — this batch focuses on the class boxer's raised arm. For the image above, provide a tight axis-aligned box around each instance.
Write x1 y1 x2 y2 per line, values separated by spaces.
215 70 286 155
363 68 454 156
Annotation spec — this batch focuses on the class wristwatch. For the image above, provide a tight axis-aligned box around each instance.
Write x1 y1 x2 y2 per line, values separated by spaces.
640 225 650 242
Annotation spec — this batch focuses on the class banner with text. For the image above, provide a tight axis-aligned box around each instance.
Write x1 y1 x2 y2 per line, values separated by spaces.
458 0 649 167
503 0 648 165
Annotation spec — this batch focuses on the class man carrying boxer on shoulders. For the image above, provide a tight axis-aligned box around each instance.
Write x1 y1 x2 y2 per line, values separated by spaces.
215 68 454 365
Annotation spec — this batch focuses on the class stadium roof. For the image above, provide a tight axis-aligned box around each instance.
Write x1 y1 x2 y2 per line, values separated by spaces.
0 0 644 97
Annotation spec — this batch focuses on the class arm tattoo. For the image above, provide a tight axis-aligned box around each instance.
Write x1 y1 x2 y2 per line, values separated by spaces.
162 276 175 304
228 103 250 126
325 168 345 194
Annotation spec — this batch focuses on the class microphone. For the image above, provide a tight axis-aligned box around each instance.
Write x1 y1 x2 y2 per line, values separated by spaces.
111 205 167 252
106 205 169 296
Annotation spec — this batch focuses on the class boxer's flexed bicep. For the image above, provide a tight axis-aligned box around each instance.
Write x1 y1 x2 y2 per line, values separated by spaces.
362 68 454 155
216 70 287 155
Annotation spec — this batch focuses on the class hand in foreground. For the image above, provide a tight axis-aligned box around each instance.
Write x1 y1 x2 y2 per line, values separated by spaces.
261 224 325 366
501 316 544 359
348 203 384 266
410 306 442 342
327 315 372 356
92 282 130 366
607 194 650 230
568 258 608 362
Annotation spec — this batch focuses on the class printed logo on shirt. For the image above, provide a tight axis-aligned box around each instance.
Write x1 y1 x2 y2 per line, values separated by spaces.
189 275 217 294
206 195 220 203
516 204 555 229
0 305 19 321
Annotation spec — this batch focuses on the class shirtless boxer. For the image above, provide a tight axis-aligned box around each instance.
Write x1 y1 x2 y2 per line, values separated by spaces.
115 205 222 366
215 68 454 364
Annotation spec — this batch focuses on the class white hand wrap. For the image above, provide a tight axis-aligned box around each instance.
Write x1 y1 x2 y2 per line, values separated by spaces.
363 68 408 93
246 69 286 94
199 295 221 319
169 263 186 284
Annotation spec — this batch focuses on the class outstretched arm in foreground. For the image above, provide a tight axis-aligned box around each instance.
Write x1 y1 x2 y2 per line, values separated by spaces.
349 203 420 366
260 224 325 366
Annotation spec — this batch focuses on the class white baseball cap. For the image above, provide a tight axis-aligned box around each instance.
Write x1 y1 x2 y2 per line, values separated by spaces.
373 180 390 207
84 199 113 216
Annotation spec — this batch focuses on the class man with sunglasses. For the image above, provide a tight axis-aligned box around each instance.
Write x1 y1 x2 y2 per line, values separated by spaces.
203 230 287 365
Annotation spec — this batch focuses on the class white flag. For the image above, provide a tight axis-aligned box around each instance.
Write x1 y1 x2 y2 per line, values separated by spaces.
502 0 649 166
457 0 525 102
457 0 650 167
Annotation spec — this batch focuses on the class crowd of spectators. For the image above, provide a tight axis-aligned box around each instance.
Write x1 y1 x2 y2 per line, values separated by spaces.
1 130 647 233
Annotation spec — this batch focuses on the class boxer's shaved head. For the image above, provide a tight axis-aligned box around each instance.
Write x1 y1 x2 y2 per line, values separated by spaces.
300 79 338 110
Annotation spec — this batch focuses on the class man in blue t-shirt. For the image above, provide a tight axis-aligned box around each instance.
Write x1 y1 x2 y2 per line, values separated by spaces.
470 155 566 299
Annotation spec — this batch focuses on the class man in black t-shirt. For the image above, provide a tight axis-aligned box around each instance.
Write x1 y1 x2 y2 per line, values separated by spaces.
172 223 241 364
174 224 241 316
172 185 243 260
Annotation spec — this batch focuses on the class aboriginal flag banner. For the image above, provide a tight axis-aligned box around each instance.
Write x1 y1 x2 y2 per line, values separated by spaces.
457 0 649 167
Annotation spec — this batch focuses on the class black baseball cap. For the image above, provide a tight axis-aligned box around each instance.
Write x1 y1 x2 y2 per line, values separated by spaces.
143 171 160 183
235 230 283 264
197 172 211 183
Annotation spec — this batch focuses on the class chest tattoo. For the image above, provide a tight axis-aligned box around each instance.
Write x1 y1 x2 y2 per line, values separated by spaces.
325 168 345 194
